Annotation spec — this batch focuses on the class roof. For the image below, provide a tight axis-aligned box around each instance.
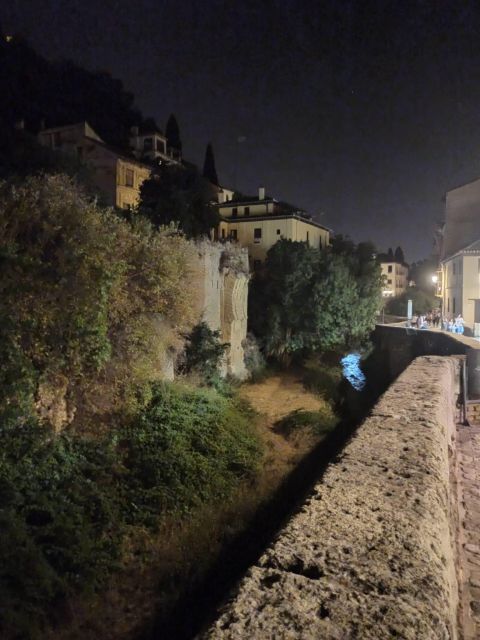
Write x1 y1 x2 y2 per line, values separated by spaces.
40 120 152 170
442 238 480 262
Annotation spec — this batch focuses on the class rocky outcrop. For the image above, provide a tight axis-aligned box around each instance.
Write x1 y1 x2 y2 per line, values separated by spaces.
203 356 461 639
191 241 249 380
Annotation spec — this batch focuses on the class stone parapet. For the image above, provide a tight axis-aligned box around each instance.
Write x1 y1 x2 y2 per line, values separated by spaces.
202 356 460 639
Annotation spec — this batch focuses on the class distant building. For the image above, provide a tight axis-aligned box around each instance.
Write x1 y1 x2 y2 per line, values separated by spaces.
215 186 330 268
379 260 408 297
129 125 182 165
38 121 152 208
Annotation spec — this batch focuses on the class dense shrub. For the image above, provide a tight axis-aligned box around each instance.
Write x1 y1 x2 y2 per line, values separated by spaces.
120 383 262 521
0 382 262 638
182 322 228 382
274 407 338 438
0 174 194 418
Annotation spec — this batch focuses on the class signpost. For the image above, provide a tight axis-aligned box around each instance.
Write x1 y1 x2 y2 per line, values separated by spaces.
407 299 413 327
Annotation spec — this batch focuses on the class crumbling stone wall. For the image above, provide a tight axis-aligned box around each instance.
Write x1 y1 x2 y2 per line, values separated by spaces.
190 241 249 380
203 356 460 639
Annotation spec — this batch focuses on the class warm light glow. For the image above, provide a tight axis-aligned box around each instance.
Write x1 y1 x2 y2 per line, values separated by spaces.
431 274 438 283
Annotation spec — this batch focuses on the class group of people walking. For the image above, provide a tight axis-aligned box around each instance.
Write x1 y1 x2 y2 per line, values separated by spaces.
411 310 464 334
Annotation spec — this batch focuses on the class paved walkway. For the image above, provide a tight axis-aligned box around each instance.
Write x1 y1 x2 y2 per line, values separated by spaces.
456 423 480 639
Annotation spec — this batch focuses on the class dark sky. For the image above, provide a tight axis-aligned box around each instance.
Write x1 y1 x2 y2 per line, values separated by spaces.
4 0 480 261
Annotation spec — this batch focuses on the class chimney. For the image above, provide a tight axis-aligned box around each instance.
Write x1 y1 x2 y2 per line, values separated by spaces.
258 185 265 200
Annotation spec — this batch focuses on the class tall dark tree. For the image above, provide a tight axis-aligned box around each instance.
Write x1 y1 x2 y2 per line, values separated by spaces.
165 113 182 151
394 246 405 263
139 164 219 238
203 142 219 185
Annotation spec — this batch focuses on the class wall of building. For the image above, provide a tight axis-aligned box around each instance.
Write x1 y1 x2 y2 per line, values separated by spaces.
203 356 460 639
115 158 151 208
219 217 329 263
380 261 408 297
443 178 480 260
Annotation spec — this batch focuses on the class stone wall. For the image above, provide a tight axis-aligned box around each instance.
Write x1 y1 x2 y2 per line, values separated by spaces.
190 241 249 380
203 356 461 639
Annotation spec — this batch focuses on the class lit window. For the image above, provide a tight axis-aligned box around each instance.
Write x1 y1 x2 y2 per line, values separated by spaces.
125 168 134 187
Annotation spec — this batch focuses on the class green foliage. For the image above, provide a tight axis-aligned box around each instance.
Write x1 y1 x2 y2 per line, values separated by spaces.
274 407 338 438
120 383 262 521
302 358 343 403
243 333 267 381
249 239 382 359
0 382 262 637
384 286 439 316
139 164 220 238
0 174 194 417
183 322 229 382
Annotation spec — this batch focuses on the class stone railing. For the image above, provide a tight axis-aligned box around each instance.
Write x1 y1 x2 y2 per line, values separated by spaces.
202 356 461 639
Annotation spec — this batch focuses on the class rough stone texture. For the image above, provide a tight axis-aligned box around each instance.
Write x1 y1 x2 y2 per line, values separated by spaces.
202 357 460 639
454 422 480 639
190 241 249 380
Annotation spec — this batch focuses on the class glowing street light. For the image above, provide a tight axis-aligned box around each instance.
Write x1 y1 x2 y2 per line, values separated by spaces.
432 274 438 284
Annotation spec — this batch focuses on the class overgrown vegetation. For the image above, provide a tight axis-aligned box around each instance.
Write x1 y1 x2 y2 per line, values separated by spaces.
0 173 266 638
384 286 438 316
249 238 382 361
274 407 338 439
0 383 261 638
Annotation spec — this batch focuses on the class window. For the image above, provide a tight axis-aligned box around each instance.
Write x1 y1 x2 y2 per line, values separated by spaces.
453 297 456 313
447 298 450 313
254 228 262 243
244 206 250 216
221 228 226 239
230 229 238 241
232 207 238 218
306 231 310 246
125 168 134 187
277 229 281 235
143 137 153 151
156 138 165 153
388 265 392 273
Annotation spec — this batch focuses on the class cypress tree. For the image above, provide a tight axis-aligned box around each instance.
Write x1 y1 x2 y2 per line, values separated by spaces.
165 114 182 151
203 142 218 185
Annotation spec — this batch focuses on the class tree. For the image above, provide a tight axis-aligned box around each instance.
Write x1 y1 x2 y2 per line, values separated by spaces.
394 246 405 263
385 287 438 315
387 247 394 260
165 113 182 151
203 142 219 185
139 164 219 237
249 239 382 360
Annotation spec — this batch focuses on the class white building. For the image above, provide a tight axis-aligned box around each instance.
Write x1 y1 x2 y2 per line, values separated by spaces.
380 261 408 297
215 187 330 268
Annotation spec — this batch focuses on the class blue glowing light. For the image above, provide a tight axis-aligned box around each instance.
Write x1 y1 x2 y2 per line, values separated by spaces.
341 352 366 391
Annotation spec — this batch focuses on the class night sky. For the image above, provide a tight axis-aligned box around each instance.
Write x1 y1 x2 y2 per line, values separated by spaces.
4 0 480 261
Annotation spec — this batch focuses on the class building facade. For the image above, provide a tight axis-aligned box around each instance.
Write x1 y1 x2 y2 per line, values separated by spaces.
440 240 480 333
215 187 330 267
38 122 152 208
380 261 409 297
